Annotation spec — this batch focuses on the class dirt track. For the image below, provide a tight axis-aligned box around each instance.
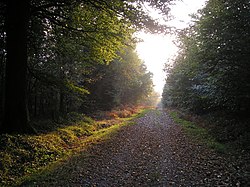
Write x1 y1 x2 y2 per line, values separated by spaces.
25 110 247 186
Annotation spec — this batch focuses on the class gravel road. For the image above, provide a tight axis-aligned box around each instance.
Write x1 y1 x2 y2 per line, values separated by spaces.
27 110 248 186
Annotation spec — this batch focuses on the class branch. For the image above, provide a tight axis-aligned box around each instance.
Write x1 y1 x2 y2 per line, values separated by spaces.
31 1 72 14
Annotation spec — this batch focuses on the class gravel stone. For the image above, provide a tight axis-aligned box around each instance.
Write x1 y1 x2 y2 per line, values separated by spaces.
27 110 249 187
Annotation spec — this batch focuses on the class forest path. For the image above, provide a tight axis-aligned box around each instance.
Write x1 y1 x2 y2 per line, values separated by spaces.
26 110 242 186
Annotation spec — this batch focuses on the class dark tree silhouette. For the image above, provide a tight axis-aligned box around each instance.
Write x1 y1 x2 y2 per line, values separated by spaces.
1 0 34 133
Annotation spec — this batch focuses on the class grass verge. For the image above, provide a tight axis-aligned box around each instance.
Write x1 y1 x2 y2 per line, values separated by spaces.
0 108 149 187
169 111 227 153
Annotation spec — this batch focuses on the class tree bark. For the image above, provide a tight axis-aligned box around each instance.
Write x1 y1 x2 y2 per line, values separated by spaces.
0 0 35 134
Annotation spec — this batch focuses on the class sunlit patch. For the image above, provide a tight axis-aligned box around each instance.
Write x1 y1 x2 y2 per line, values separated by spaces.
136 32 178 94
135 0 206 94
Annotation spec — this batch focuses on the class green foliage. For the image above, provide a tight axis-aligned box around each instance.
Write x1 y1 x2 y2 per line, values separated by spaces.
169 111 227 153
66 112 94 124
163 0 250 114
0 126 87 185
162 0 250 145
65 81 90 95
0 108 149 186
0 0 174 133
0 110 98 186
87 45 154 111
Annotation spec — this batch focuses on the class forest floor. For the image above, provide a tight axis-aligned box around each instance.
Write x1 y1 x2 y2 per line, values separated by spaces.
22 109 249 186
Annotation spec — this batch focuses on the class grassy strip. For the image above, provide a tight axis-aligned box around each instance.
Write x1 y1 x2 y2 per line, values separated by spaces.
18 124 123 187
0 108 149 187
169 111 227 153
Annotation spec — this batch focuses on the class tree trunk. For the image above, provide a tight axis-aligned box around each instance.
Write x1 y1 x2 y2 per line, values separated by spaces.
0 50 5 122
59 90 66 115
0 0 35 134
34 84 38 117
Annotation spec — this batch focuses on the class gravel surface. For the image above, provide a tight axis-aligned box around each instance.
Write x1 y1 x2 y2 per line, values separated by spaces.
26 110 249 186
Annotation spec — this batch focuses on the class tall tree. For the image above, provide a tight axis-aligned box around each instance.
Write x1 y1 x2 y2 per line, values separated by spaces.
87 45 154 110
1 0 173 134
1 0 34 133
162 0 250 117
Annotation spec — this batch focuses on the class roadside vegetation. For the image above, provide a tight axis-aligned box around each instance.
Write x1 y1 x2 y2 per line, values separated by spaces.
0 107 150 187
169 110 227 153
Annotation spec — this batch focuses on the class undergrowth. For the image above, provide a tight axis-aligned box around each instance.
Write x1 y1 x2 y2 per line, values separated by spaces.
169 111 227 153
0 107 149 187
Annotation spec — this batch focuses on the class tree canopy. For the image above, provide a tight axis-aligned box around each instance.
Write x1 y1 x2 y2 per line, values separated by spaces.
162 0 250 141
0 0 173 133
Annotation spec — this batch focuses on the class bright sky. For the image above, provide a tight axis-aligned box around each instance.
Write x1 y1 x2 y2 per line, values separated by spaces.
136 0 207 95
